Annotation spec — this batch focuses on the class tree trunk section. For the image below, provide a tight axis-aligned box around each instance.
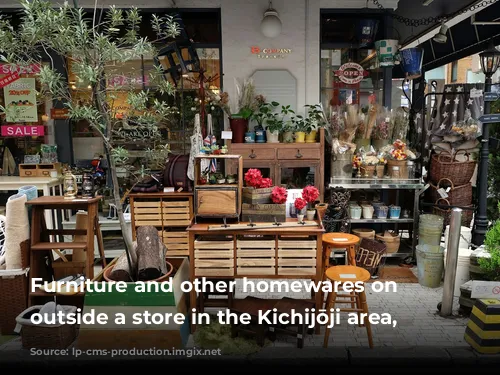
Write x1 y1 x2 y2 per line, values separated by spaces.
136 226 166 281
110 241 138 281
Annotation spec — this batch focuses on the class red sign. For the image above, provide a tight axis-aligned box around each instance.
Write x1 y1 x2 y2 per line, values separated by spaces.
334 62 369 84
0 71 20 88
50 108 70 119
1 125 45 137
0 63 41 75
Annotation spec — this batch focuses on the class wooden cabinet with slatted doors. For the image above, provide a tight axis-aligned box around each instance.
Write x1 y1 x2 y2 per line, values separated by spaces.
193 154 243 222
194 236 234 277
129 193 193 257
236 236 276 276
277 236 317 276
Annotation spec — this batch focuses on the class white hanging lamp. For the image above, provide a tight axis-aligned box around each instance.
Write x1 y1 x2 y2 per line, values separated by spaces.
261 1 282 38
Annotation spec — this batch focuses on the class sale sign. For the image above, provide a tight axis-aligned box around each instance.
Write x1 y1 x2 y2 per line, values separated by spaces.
0 71 20 88
3 77 38 122
0 63 41 75
1 125 45 137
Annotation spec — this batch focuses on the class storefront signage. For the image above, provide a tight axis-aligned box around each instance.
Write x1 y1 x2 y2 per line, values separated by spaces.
479 114 500 123
484 92 499 102
250 46 292 59
3 77 38 122
0 71 20 88
50 108 70 119
0 63 41 75
1 125 45 137
334 62 369 84
471 281 500 298
116 128 160 139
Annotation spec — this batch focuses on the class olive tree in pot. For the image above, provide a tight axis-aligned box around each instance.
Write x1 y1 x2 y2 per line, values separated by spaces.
0 0 179 264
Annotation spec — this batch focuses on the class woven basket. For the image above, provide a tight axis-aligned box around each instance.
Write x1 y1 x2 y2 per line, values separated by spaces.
429 151 476 186
352 228 375 240
429 178 472 207
16 305 78 349
0 240 29 335
376 231 401 253
432 198 474 228
387 159 408 179
355 238 387 276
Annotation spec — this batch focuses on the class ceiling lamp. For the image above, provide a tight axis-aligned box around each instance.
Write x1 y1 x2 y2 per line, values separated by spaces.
480 40 500 76
261 1 282 38
433 23 448 43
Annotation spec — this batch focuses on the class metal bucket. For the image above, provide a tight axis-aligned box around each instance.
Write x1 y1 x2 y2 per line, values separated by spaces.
331 152 353 179
375 39 399 67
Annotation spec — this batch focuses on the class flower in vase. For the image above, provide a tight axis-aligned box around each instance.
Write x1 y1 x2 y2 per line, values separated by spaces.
244 168 263 188
271 186 287 204
258 177 273 188
302 185 319 209
294 197 307 211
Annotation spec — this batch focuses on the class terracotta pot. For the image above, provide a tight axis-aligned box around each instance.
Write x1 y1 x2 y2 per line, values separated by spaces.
305 130 317 143
103 260 174 282
229 118 248 143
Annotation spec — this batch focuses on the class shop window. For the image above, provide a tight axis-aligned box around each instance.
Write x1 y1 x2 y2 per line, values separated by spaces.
451 61 458 82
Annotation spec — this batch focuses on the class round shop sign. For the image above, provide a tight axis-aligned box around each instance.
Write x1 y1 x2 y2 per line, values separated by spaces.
334 62 369 84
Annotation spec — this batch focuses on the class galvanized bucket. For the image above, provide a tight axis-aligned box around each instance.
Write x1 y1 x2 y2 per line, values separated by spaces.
331 151 353 179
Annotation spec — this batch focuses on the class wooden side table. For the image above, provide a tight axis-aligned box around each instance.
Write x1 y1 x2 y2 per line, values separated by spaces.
230 296 276 346
28 196 106 305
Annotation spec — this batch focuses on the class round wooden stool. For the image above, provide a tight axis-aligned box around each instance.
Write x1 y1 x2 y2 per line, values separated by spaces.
322 265 373 349
322 233 360 269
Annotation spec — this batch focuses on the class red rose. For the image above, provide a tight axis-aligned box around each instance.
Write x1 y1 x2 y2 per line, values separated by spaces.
271 186 287 204
302 185 319 204
244 168 263 188
258 178 273 188
294 197 307 211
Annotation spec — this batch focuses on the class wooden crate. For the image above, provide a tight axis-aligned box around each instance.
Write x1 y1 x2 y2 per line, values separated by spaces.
241 203 286 223
37 163 61 177
133 200 162 227
161 230 189 257
277 238 317 276
194 238 234 277
236 237 275 276
19 164 37 177
162 200 191 226
242 187 273 204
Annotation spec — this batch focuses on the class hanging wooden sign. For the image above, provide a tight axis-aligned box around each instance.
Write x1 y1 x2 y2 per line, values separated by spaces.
334 62 369 84
50 108 70 119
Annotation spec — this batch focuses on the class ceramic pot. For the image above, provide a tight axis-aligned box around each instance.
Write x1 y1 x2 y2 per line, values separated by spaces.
244 131 255 143
305 131 317 143
229 118 248 143
306 209 316 221
217 179 226 184
226 178 235 184
362 205 374 219
376 164 385 178
389 205 401 219
266 130 280 143
282 131 294 143
377 205 389 219
255 129 266 143
349 205 362 219
297 214 305 223
295 131 306 143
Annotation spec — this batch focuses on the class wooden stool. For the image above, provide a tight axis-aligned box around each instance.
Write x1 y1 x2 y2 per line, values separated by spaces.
323 265 373 348
270 297 315 348
197 278 234 313
230 296 275 346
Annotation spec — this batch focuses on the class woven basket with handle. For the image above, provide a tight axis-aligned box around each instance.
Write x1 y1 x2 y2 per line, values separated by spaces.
429 151 476 186
432 198 474 228
429 177 472 207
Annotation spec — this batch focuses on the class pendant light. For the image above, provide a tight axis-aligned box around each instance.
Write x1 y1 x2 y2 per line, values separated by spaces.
261 1 282 38
433 23 448 44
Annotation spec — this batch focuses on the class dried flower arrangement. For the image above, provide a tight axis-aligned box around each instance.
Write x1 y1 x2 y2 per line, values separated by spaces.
391 107 409 141
372 108 394 140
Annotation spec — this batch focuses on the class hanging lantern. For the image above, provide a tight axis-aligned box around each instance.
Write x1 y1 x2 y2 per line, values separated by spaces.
357 19 379 47
155 17 200 86
374 39 400 67
480 41 500 76
399 48 424 80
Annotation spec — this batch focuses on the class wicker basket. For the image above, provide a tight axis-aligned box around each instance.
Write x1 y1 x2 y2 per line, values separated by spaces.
429 151 476 186
433 198 474 228
16 305 78 349
355 238 387 276
352 228 375 240
429 178 472 207
387 159 408 179
0 240 29 335
376 231 401 253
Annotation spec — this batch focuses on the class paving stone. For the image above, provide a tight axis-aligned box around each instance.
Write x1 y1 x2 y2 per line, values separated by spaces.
349 347 452 366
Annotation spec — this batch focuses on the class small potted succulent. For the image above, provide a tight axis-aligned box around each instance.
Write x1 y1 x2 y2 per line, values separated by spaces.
211 145 221 155
220 145 228 154
209 174 217 184
200 146 211 154
226 174 236 184
215 173 226 184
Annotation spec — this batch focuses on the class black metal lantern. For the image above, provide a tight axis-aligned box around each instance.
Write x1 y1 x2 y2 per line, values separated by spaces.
480 41 500 76
155 16 200 86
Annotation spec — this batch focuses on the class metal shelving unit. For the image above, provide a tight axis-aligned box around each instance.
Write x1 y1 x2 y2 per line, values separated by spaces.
328 177 427 258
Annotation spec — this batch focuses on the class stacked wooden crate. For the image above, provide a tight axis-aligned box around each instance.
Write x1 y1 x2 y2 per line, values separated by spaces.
277 237 317 276
236 237 275 276
130 193 193 257
194 237 234 277
241 187 286 222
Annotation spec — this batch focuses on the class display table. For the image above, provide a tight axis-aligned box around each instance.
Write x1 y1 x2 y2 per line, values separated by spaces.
187 219 324 333
0 176 64 230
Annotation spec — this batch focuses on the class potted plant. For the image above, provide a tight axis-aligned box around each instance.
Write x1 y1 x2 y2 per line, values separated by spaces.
211 144 221 155
303 104 327 143
200 146 211 154
215 173 226 184
209 174 217 185
282 121 295 143
372 111 393 151
226 174 236 184
252 101 279 143
243 169 274 204
229 78 258 143
479 202 500 281
292 114 306 143
294 197 307 223
220 145 228 154
376 156 387 178
302 185 320 221
265 114 283 143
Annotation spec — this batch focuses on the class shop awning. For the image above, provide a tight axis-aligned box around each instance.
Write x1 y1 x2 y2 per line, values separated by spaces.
391 0 500 76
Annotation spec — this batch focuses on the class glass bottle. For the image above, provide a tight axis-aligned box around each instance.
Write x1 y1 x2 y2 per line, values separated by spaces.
406 161 416 179
391 166 400 179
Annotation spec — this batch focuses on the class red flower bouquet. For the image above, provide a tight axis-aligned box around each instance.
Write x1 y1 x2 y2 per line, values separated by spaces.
302 185 319 209
294 197 307 211
244 168 263 188
258 177 273 189
271 186 287 204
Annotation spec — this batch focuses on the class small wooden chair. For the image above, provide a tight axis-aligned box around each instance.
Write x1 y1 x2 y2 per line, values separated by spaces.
322 265 373 348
